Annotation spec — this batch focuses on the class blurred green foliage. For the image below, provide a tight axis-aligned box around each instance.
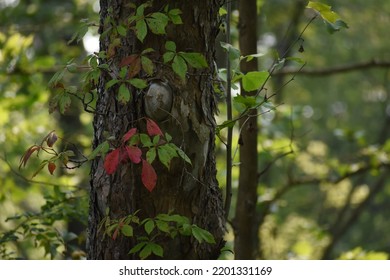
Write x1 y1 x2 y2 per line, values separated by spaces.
1 0 389 259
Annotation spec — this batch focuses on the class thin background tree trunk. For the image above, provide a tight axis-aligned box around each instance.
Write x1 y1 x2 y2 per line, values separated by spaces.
234 0 259 260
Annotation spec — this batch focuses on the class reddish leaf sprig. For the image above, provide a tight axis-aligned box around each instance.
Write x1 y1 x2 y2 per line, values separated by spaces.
103 118 164 192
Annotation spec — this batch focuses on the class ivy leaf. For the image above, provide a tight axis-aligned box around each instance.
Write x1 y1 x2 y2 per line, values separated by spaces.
150 243 163 257
118 84 131 103
129 242 147 255
191 225 216 244
19 145 41 169
88 141 109 160
59 93 71 114
125 145 142 164
140 133 153 147
141 159 157 192
307 1 339 23
122 128 137 143
155 220 170 233
241 71 269 92
163 51 175 63
326 19 349 34
220 42 241 61
116 25 127 36
157 147 172 169
129 78 148 89
172 55 187 80
119 55 139 67
146 12 169 34
139 243 153 259
105 79 119 89
121 225 133 237
169 143 191 165
104 148 121 175
144 219 155 235
146 118 163 136
136 19 147 42
179 52 208 68
165 41 176 52
48 162 56 175
141 56 155 75
146 147 156 164
168 8 182 24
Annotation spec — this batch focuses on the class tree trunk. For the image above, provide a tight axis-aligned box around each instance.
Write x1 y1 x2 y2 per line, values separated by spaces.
87 0 225 259
234 0 259 260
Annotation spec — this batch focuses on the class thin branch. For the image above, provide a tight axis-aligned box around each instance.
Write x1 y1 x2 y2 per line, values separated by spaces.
274 59 390 76
224 0 233 220
0 155 71 188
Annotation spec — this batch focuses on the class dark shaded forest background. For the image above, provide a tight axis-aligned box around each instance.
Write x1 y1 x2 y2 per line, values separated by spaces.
1 0 390 259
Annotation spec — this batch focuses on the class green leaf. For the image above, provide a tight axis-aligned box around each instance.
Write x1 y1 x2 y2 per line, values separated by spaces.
144 220 155 235
146 13 169 34
116 25 127 36
129 242 147 255
220 42 241 61
191 225 215 244
139 243 153 259
59 93 71 114
179 52 208 68
88 141 110 160
136 19 147 42
163 52 175 63
286 56 306 65
169 143 191 165
219 7 227 16
172 55 187 80
150 243 163 257
48 68 66 87
156 214 190 225
146 147 156 164
242 71 269 92
326 19 349 34
165 133 172 142
168 9 183 24
129 78 148 89
105 79 119 89
157 146 172 169
121 225 133 237
233 95 262 113
307 1 340 23
244 53 265 62
118 84 131 103
141 56 154 75
140 133 153 147
155 220 170 233
165 41 176 52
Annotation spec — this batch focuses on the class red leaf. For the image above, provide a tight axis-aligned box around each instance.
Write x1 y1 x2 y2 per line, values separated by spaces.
125 145 142 164
104 148 121 174
19 145 41 169
112 227 119 241
120 147 129 163
48 162 56 175
141 159 157 192
119 55 141 79
122 128 137 143
119 54 139 67
146 118 163 137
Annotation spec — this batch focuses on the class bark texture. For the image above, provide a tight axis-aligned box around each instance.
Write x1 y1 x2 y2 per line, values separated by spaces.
234 0 259 260
88 0 225 259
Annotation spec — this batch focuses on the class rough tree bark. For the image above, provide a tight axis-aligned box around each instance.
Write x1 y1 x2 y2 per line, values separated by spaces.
87 0 225 259
233 0 259 260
